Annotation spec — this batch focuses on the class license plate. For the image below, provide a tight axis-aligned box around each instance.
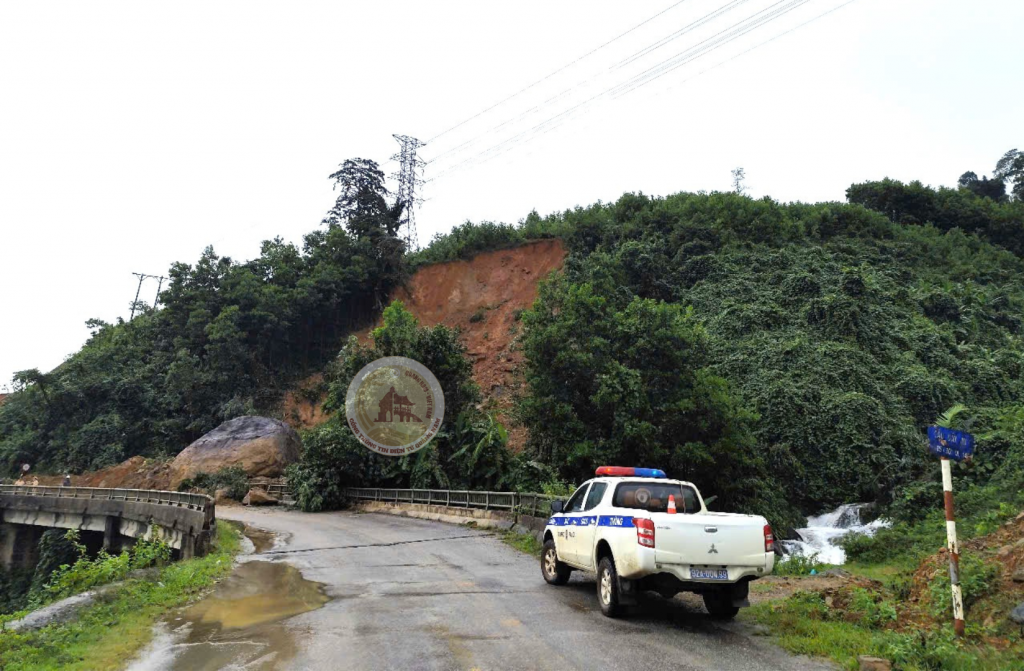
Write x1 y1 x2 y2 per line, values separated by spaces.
690 568 729 580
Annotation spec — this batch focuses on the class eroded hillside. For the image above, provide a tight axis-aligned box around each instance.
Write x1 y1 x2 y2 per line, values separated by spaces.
283 238 566 444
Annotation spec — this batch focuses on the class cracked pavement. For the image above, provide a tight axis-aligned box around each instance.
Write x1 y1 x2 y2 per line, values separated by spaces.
219 507 835 670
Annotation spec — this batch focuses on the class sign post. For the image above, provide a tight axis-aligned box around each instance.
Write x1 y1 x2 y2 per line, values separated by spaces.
928 425 975 637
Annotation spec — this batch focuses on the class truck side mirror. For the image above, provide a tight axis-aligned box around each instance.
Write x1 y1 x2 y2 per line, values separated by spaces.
703 495 717 508
550 500 564 513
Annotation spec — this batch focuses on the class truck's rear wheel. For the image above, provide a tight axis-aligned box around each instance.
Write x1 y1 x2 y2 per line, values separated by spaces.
541 539 571 585
597 556 623 618
703 590 740 619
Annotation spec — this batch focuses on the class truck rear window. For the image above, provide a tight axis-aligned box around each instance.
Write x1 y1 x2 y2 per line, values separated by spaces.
613 482 699 514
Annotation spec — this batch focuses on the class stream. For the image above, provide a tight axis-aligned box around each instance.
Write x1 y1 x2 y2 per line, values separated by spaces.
779 503 889 565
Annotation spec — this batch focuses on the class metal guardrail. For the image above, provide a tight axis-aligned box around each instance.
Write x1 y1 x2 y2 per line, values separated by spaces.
346 487 556 518
0 485 212 512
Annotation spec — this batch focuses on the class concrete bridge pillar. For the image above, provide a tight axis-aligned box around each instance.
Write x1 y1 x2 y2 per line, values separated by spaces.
103 516 121 553
0 523 15 569
0 523 43 570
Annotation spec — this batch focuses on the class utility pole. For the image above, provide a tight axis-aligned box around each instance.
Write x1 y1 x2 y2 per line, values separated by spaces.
153 275 166 309
391 134 425 251
129 272 168 321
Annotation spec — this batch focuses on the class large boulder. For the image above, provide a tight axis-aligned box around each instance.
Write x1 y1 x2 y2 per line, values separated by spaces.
170 416 301 487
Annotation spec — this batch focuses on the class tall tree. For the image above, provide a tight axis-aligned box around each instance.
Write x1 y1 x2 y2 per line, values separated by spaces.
958 170 1007 202
994 148 1024 200
323 158 405 308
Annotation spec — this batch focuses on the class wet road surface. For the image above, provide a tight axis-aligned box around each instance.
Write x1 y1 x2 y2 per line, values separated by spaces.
155 508 836 670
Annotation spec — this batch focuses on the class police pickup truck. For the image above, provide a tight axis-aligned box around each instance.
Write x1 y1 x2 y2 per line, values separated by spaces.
541 466 775 618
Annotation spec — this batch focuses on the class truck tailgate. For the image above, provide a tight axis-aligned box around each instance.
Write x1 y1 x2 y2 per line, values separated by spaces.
652 512 767 569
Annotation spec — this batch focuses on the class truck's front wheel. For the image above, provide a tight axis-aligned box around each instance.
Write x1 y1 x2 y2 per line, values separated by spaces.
597 557 623 618
541 539 571 585
703 589 740 619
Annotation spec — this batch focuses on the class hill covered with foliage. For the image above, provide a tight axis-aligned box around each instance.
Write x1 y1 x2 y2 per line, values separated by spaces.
0 159 404 472
3 151 1023 534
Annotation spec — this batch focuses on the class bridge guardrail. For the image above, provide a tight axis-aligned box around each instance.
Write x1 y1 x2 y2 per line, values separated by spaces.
0 485 212 512
346 487 556 518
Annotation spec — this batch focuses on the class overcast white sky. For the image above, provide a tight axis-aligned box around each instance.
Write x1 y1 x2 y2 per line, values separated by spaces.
1 0 1022 390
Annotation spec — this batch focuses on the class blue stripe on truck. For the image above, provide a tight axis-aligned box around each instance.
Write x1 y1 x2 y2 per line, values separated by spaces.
546 515 635 527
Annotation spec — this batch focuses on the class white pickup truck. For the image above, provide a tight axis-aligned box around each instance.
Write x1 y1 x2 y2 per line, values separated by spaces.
541 466 775 618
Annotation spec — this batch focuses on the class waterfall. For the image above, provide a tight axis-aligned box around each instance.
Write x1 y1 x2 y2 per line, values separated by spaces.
779 503 889 565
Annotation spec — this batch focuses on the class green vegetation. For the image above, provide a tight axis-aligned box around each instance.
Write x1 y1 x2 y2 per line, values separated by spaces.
41 531 171 602
286 301 551 511
0 530 79 615
2 145 1023 537
499 164 1024 527
406 216 567 268
0 524 240 671
773 553 827 577
743 589 1021 671
0 158 405 473
177 466 250 500
500 529 543 557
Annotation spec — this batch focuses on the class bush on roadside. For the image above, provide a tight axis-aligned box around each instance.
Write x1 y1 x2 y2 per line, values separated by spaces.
40 530 171 603
177 466 249 500
774 552 827 576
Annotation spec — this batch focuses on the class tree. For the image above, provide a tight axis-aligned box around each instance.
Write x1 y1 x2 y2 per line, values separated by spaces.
994 148 1024 200
323 159 402 238
731 167 746 195
518 277 779 521
287 301 530 511
958 171 1007 202
322 158 406 309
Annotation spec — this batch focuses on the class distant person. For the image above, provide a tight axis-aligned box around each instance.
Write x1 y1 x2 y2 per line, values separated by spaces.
62 473 71 487
14 476 25 486
31 476 39 486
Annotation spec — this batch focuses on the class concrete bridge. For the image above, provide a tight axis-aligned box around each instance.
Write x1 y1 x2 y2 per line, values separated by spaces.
0 485 215 569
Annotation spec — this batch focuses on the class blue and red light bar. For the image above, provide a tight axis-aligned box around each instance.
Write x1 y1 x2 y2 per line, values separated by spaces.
595 466 667 478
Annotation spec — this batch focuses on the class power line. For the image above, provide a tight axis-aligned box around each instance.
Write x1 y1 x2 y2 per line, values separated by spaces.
650 0 860 98
428 0 809 178
429 0 809 181
608 0 814 98
426 0 691 145
611 0 754 70
429 0 850 184
427 0 749 168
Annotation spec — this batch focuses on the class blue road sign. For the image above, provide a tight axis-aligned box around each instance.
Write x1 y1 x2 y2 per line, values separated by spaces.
928 426 975 462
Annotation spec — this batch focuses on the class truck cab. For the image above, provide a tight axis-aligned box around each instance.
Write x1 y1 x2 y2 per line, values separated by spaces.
541 466 775 618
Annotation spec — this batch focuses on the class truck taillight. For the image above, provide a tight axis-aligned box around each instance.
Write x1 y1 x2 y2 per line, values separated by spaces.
764 524 774 553
633 518 655 548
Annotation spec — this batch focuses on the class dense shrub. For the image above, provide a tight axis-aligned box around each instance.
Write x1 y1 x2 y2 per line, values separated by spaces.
287 302 545 511
177 466 250 501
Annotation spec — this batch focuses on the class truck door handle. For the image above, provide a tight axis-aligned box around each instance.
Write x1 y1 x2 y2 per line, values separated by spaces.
704 526 718 533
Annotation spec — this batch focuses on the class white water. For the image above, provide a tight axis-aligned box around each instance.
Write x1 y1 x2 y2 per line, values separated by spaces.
780 503 889 565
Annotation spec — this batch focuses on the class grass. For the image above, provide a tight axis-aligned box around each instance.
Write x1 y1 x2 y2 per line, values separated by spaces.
0 523 241 671
500 529 543 558
741 588 1023 671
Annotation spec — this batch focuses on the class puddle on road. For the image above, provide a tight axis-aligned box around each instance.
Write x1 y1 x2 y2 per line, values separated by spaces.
243 526 277 554
129 555 328 670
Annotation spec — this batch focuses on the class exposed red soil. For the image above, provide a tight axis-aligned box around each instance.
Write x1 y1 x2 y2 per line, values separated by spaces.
900 511 1024 643
33 456 173 490
55 240 566 487
281 373 329 430
284 239 568 449
0 393 8 406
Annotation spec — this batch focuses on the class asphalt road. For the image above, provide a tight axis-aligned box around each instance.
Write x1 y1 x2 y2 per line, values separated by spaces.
217 507 834 671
